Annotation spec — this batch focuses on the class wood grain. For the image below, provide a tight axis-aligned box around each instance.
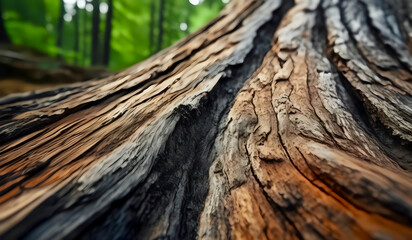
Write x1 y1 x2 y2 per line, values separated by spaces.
0 0 411 239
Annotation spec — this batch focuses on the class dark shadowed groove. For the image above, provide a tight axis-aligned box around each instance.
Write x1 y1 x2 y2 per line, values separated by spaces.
78 2 294 239
328 3 412 170
0 2 260 148
358 0 412 73
0 85 86 107
0 1 294 240
335 69 412 169
337 0 412 92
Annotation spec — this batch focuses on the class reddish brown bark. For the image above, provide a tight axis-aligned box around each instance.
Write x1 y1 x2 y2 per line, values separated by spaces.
0 0 411 239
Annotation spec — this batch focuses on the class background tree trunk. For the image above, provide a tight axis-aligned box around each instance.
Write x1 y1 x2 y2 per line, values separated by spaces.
56 0 65 59
102 0 113 66
82 7 89 66
74 3 80 65
0 0 412 239
156 0 165 52
91 0 100 65
0 0 10 43
149 0 156 54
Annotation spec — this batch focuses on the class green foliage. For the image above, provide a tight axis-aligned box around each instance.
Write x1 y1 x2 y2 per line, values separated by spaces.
110 0 152 70
189 1 225 32
3 0 59 56
5 21 59 55
1 0 228 71
3 0 47 25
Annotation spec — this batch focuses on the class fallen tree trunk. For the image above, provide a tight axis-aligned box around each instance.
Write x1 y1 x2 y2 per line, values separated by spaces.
1 0 412 239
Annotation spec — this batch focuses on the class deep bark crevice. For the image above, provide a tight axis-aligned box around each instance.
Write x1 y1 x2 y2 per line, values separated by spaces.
358 0 412 73
1 0 412 239
246 145 305 240
62 2 293 239
327 2 412 170
337 69 412 168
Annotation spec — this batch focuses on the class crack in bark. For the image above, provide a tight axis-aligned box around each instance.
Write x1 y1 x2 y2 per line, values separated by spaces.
358 0 412 73
246 144 304 240
328 1 412 170
1 0 412 239
68 2 293 239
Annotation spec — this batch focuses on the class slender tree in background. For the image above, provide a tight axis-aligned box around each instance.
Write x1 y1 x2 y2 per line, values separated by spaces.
149 0 156 54
102 0 113 66
0 0 412 239
156 0 165 52
82 7 89 66
74 2 80 64
56 0 65 59
0 0 9 43
91 0 100 65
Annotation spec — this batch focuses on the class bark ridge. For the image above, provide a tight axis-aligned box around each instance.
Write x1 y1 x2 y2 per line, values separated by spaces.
0 0 412 239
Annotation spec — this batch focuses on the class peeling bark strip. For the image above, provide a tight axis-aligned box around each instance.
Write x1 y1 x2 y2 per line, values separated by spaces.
0 0 412 239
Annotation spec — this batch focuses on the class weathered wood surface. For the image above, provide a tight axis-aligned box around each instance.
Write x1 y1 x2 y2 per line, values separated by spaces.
0 0 412 239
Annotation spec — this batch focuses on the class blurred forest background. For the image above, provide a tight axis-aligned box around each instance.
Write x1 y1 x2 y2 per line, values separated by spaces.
0 0 227 96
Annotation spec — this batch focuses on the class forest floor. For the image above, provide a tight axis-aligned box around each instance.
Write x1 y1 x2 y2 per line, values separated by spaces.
0 45 111 97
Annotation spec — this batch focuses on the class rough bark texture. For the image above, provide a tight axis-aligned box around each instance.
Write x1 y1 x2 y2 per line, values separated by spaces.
1 0 412 239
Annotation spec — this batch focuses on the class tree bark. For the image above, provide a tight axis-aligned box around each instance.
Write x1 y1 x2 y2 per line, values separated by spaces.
0 0 412 239
91 0 100 65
